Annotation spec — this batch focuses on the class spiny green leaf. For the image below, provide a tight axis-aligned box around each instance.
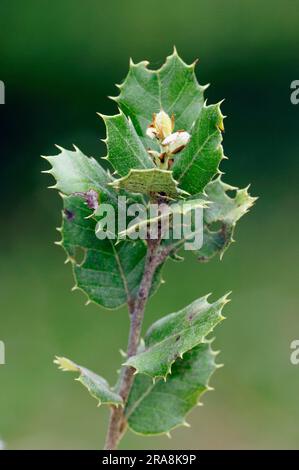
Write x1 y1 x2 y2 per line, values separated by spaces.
42 145 117 205
159 193 209 254
126 342 218 435
110 168 188 199
54 356 123 407
60 195 162 309
203 176 257 225
103 51 223 198
197 176 257 262
100 111 154 177
124 293 228 379
118 198 206 240
172 103 225 195
114 48 206 139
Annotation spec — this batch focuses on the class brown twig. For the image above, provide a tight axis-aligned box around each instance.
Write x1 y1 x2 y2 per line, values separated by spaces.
104 237 167 450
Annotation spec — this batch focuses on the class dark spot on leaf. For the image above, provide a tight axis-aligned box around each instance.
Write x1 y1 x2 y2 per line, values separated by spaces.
73 189 99 210
85 189 100 210
175 335 181 342
188 312 195 322
64 209 75 221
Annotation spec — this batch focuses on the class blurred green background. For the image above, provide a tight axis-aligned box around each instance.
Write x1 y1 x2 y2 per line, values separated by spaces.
1 0 299 450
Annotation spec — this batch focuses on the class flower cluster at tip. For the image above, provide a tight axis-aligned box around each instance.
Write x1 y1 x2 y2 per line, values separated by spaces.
146 110 191 170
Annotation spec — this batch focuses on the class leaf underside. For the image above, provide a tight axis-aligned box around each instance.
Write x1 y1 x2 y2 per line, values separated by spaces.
197 177 257 261
110 168 188 199
126 342 217 435
124 293 228 379
54 356 123 407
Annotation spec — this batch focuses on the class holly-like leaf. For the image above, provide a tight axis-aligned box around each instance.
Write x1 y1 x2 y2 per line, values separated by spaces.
60 195 162 309
197 225 234 262
197 177 257 262
110 168 188 199
113 48 206 139
124 293 228 379
172 103 225 195
42 145 118 205
100 111 154 177
102 50 223 198
54 356 123 407
126 343 218 436
118 198 206 240
203 176 256 225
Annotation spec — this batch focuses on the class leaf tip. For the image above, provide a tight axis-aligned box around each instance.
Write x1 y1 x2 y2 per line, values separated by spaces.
54 144 65 152
97 112 110 120
215 363 224 369
54 356 78 372
182 420 191 428
190 58 199 69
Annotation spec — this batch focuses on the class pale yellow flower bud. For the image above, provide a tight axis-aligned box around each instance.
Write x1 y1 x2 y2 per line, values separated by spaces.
154 110 174 140
146 110 174 141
